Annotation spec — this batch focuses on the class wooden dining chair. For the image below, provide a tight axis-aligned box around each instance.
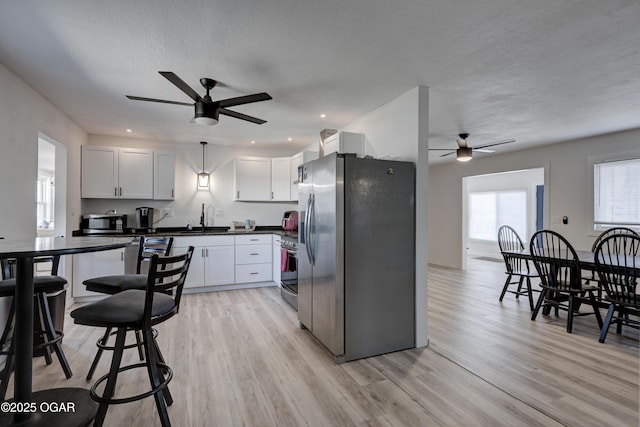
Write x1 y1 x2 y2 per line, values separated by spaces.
583 227 639 288
497 225 539 310
529 230 603 333
593 233 640 343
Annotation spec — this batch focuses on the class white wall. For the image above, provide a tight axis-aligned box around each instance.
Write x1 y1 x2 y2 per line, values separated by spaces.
0 61 87 342
343 86 430 348
428 128 640 269
82 135 307 228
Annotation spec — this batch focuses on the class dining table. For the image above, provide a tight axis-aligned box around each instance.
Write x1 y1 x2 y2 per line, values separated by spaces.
0 236 133 427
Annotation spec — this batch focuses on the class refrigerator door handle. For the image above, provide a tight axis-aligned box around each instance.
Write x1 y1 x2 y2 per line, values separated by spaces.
308 193 315 265
304 193 313 264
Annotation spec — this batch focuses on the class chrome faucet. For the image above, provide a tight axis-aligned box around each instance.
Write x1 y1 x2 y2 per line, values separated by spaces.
200 203 206 231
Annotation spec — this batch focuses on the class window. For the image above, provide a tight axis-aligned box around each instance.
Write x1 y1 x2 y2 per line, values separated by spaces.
594 158 640 230
469 190 527 241
36 175 55 229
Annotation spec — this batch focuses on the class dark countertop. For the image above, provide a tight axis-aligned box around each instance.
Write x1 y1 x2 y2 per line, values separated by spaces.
72 226 296 238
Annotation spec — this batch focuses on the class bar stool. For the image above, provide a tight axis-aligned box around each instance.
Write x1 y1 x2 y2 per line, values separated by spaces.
70 247 193 427
82 236 173 380
0 255 72 400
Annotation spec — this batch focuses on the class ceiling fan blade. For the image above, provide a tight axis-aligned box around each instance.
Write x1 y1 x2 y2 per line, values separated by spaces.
439 151 456 157
159 71 203 102
471 139 515 150
219 108 267 124
126 95 192 106
473 149 495 153
428 148 456 151
218 93 272 108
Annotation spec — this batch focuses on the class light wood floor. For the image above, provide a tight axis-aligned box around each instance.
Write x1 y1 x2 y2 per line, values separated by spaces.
14 259 640 426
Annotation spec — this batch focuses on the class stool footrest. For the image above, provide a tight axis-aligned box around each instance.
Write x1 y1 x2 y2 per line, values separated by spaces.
90 361 173 405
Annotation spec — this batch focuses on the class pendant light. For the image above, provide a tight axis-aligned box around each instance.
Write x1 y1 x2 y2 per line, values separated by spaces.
197 141 210 189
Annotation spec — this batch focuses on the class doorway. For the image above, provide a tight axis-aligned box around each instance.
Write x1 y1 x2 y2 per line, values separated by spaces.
37 134 67 276
462 168 544 268
37 134 66 238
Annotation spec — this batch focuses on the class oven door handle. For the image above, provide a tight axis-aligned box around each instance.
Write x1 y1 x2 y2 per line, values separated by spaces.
280 284 297 297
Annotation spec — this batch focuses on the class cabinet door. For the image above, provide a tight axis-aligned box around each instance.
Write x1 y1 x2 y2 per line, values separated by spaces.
235 157 271 201
271 157 291 201
177 246 205 288
154 151 175 200
119 148 153 199
72 249 124 297
205 245 235 286
81 146 119 198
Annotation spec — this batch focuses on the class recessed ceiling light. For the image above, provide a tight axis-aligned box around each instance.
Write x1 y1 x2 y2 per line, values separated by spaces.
251 140 256 144
287 137 292 141
320 114 326 118
125 129 132 133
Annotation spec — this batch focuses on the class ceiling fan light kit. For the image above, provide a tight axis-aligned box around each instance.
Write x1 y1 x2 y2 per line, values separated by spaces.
456 147 472 162
194 101 219 126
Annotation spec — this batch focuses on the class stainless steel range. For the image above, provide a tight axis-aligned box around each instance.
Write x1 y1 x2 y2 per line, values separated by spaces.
280 233 298 310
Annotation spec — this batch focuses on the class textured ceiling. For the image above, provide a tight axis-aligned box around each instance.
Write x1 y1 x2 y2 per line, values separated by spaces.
1 0 639 162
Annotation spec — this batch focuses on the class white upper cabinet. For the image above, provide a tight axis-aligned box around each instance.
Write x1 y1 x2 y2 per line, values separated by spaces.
81 146 119 198
82 145 174 200
323 131 365 157
234 156 272 201
153 151 176 200
118 147 153 199
271 157 291 201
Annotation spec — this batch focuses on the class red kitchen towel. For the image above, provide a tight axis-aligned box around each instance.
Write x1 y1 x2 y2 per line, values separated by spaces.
281 248 289 272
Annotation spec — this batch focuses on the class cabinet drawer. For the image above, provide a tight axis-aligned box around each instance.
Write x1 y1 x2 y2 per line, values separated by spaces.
235 234 272 245
235 244 271 264
235 263 272 283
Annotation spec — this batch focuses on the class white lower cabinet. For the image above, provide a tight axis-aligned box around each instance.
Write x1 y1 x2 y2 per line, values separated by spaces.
173 235 235 289
234 234 272 284
72 248 125 298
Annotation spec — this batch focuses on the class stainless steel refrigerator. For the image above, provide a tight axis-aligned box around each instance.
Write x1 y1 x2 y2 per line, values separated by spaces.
298 153 415 363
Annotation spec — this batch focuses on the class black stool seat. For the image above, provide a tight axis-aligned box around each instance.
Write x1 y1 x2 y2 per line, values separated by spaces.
0 275 67 296
84 274 147 294
71 289 176 327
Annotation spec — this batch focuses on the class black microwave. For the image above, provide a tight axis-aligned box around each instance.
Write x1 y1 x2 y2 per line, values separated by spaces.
81 214 127 234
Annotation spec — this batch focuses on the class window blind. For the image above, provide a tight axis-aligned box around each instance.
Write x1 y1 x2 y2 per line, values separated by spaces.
594 158 640 227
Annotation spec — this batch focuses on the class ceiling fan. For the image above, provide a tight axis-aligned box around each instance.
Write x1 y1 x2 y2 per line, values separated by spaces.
429 133 515 161
126 71 272 125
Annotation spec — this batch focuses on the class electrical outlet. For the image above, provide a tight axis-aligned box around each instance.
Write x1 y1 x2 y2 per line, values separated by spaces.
215 209 223 218
162 208 173 217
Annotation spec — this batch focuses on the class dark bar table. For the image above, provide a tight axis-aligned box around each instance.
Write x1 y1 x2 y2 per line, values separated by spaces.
0 236 133 426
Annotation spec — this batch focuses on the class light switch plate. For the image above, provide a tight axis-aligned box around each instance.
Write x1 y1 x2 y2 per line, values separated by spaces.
215 209 223 218
162 208 173 217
